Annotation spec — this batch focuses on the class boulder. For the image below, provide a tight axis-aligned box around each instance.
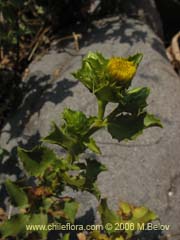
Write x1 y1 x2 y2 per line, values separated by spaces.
1 14 180 232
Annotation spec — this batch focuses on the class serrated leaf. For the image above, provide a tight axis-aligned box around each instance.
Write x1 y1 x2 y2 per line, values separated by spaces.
73 60 96 90
144 210 158 222
132 207 148 219
128 53 143 66
95 84 123 103
133 208 158 224
86 51 107 64
5 181 28 208
63 233 70 240
119 202 132 215
62 108 95 136
131 207 158 231
144 113 163 128
107 112 162 142
85 159 107 183
18 146 57 177
84 138 101 154
0 214 29 237
73 51 108 93
83 159 107 199
64 200 79 223
98 199 120 234
42 122 73 150
62 159 106 198
62 173 85 188
29 213 48 239
119 87 150 114
107 114 144 141
87 182 101 200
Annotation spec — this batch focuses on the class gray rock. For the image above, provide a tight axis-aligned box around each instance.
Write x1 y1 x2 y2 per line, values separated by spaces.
1 15 180 233
121 0 163 38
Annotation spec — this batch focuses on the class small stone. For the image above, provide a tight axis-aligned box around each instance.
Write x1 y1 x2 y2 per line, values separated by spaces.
168 191 174 197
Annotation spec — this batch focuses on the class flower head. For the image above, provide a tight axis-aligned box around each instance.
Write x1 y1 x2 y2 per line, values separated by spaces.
73 52 143 102
107 57 136 82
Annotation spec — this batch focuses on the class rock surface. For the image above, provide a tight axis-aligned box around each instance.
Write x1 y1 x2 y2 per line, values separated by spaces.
1 15 180 232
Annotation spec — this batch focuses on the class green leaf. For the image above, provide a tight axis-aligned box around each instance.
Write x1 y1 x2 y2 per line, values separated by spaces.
119 202 131 216
62 159 106 198
42 198 54 211
42 111 96 155
132 207 158 224
120 87 150 114
73 51 108 93
142 210 158 223
98 198 120 234
42 122 73 150
129 207 158 233
85 159 107 183
5 181 28 208
107 112 162 142
0 148 9 161
64 200 79 223
78 159 107 199
18 146 58 177
108 114 144 141
84 138 101 154
89 183 102 200
144 113 163 128
62 108 95 136
62 233 70 240
62 173 85 189
133 207 148 219
29 213 48 239
95 84 123 103
0 214 29 237
73 60 96 91
86 51 107 65
128 53 143 66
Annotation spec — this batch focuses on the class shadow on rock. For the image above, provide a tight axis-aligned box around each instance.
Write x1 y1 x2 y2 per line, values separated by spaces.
80 17 166 59
0 131 43 209
136 229 163 240
1 73 77 143
47 208 95 240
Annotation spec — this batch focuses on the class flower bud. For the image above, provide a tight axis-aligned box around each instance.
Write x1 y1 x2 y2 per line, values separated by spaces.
107 57 136 83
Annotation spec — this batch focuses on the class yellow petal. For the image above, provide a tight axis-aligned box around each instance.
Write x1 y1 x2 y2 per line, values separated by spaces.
107 57 136 82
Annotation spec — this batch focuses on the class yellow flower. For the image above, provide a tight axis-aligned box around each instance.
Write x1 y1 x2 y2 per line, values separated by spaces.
107 57 136 82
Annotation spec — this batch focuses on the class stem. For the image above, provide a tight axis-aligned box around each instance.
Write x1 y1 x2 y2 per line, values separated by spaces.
85 125 101 139
98 100 107 120
85 104 121 139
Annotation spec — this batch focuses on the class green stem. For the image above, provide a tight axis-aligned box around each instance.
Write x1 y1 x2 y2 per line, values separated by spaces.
86 104 121 139
98 100 107 120
66 152 75 164
85 125 101 139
